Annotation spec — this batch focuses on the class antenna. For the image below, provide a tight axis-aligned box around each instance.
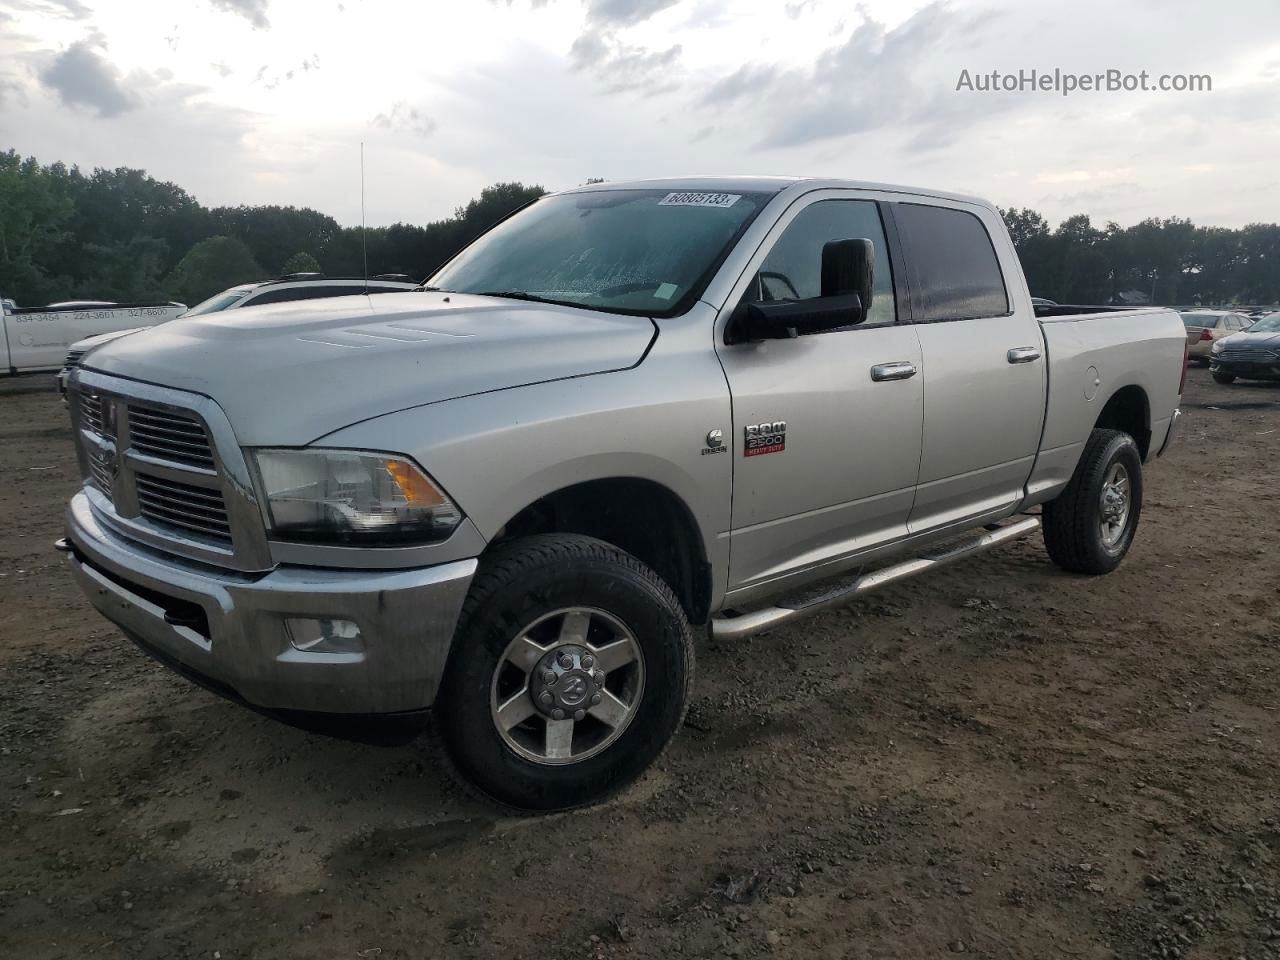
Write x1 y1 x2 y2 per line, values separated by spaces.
360 141 368 291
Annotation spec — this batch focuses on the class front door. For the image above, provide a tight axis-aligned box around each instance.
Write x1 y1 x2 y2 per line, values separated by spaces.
715 195 925 593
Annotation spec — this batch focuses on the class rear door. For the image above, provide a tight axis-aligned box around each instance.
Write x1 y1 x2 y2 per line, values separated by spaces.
715 192 924 591
890 200 1046 532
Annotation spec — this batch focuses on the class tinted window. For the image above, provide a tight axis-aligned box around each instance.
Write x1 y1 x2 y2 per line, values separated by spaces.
895 203 1009 321
753 200 896 327
245 286 367 306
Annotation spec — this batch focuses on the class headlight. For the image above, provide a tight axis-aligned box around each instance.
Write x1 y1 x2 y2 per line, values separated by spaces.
250 449 461 546
1212 339 1225 353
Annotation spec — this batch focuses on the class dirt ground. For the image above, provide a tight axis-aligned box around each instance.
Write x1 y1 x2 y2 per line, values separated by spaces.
2 367 1279 960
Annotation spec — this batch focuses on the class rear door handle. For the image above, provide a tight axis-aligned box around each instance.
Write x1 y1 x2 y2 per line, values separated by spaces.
1007 346 1041 363
870 361 917 382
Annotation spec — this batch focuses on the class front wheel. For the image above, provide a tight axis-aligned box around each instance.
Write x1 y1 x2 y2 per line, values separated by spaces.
1043 428 1143 575
1212 370 1236 384
436 534 694 810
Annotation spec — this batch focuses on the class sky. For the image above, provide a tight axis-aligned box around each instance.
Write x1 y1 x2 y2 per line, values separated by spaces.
1 0 1278 229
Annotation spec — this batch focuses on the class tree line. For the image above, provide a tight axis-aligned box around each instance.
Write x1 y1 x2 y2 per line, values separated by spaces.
2 148 1277 308
1000 208 1279 306
0 149 544 307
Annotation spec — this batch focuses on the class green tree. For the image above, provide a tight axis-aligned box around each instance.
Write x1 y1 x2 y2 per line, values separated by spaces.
163 236 263 305
0 151 75 303
278 251 322 276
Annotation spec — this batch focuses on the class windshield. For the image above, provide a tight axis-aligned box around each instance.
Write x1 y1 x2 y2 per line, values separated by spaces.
1180 312 1219 328
182 287 253 317
1246 312 1280 332
427 189 772 316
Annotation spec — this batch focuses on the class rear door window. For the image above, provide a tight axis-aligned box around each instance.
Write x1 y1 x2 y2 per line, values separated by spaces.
893 203 1010 321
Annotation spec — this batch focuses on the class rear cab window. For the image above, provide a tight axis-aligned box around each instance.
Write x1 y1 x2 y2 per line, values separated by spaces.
893 203 1010 321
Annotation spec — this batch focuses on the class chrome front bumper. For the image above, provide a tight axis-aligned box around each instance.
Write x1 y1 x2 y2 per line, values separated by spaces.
63 491 477 714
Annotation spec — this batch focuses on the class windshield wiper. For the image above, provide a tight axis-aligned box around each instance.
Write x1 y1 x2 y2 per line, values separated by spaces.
475 290 563 305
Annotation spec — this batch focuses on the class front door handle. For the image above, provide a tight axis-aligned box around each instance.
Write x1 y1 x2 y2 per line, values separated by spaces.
870 361 917 382
1007 346 1041 363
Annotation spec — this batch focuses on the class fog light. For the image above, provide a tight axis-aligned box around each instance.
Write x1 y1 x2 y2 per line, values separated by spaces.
285 617 364 653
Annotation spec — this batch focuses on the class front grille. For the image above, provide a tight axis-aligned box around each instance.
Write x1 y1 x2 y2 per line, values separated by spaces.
80 393 106 433
88 449 113 495
127 407 215 469
1218 347 1278 362
135 474 232 543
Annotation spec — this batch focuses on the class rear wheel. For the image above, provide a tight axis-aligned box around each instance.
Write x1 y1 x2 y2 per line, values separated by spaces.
1212 370 1237 384
1043 428 1143 575
436 534 693 810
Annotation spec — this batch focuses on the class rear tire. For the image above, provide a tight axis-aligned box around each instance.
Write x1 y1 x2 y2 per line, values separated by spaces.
436 534 693 811
1043 429 1143 575
1212 370 1236 384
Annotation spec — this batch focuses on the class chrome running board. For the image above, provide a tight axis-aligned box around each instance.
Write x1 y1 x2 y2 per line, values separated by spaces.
711 516 1041 640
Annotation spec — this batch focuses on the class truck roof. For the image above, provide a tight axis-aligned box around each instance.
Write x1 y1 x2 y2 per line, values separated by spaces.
558 176 993 210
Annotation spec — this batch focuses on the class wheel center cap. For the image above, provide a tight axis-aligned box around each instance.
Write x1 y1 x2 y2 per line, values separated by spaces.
529 645 606 720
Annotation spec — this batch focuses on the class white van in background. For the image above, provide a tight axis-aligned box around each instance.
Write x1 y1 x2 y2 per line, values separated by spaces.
2 299 187 376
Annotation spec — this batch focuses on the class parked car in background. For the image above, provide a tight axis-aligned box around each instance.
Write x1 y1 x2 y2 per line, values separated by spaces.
57 274 419 393
1181 310 1253 364
1210 311 1280 383
3 299 187 376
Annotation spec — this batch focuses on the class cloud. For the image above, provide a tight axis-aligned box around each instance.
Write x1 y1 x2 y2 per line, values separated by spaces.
373 101 437 138
0 0 92 18
701 2 1010 150
567 0 683 94
584 0 677 26
570 29 680 94
208 0 269 29
210 61 232 77
39 36 138 117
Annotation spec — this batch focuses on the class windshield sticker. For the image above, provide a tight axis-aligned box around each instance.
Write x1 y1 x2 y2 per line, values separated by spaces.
654 282 678 300
658 192 741 208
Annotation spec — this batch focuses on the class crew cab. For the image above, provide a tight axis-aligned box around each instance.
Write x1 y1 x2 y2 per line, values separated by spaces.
59 177 1185 810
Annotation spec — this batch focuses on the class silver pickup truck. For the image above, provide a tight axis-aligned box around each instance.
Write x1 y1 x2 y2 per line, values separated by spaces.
60 177 1186 810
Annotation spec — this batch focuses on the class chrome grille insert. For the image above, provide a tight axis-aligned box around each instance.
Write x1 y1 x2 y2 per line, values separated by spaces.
70 371 273 571
127 407 215 468
135 474 232 543
80 393 106 434
88 450 114 496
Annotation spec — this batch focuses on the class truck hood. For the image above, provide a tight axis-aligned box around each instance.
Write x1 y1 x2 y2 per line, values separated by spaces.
75 327 148 352
82 292 656 444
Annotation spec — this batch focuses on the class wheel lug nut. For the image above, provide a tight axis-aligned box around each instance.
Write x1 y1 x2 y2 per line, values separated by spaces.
558 653 573 668
581 655 594 669
593 670 605 684
551 707 565 720
542 670 556 684
539 691 553 705
590 693 602 705
573 709 586 721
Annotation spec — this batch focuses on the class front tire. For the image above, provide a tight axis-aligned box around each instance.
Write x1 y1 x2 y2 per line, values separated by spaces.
1043 428 1143 575
436 534 694 810
1212 370 1236 384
